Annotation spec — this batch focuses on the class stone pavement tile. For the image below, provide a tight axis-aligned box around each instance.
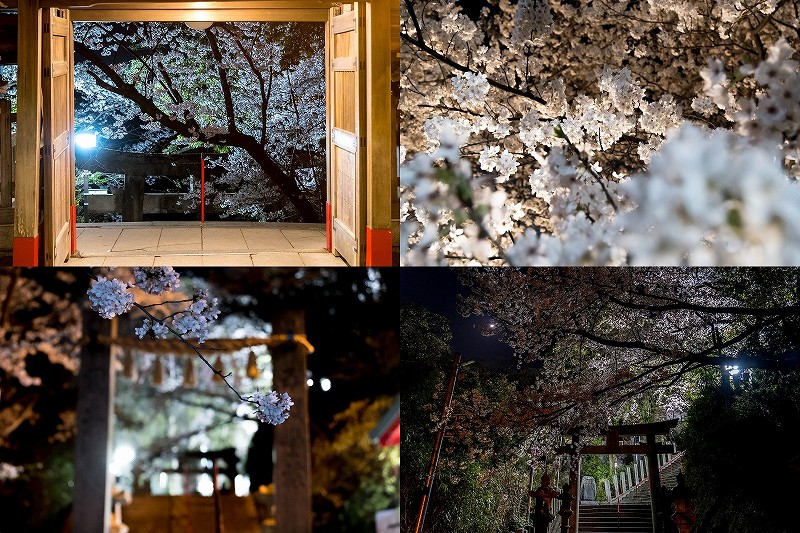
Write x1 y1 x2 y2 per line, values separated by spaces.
202 227 248 252
241 228 293 252
62 255 105 266
158 227 202 248
250 252 305 266
102 255 155 267
153 255 204 266
155 244 206 254
282 229 327 251
299 252 347 266
201 254 254 266
111 228 161 253
77 227 122 254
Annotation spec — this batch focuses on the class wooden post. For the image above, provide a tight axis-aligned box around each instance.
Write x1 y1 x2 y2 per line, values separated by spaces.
13 0 42 265
567 446 580 533
364 0 393 266
272 310 312 533
557 483 573 533
212 458 224 533
413 353 462 533
646 439 664 533
73 314 116 533
0 99 12 208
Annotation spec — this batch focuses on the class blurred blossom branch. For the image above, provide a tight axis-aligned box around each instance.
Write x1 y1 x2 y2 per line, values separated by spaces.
87 267 292 425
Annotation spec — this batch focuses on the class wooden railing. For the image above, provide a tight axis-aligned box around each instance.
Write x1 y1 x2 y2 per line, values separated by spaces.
605 451 684 503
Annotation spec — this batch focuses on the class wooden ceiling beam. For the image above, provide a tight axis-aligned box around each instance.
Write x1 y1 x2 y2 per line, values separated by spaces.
70 8 330 22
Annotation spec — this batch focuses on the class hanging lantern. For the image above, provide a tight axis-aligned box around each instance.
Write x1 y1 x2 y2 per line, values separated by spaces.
212 356 224 383
152 356 164 385
183 358 197 388
246 351 259 379
122 349 136 379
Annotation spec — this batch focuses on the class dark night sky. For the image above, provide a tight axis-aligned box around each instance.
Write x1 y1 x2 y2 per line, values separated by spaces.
400 268 515 362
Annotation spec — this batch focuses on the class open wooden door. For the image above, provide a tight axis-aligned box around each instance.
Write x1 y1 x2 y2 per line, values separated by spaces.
42 7 74 266
328 4 366 266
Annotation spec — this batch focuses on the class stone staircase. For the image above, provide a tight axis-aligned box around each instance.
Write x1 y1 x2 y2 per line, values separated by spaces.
577 453 684 533
579 503 652 533
619 453 683 505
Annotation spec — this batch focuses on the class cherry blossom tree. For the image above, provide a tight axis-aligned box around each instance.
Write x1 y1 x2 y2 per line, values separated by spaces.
0 271 85 530
402 268 800 530
400 0 800 265
75 22 326 222
455 267 800 437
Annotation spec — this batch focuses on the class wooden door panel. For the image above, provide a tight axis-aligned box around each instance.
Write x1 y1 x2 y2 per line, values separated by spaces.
329 5 365 266
43 7 73 265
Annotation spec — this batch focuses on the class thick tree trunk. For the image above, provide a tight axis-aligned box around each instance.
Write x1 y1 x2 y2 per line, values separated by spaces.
272 310 312 533
73 313 115 533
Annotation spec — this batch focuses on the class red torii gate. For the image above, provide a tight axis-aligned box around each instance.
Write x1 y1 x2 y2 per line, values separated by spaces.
555 420 678 533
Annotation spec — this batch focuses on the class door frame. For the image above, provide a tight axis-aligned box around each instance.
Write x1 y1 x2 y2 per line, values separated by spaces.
12 0 395 266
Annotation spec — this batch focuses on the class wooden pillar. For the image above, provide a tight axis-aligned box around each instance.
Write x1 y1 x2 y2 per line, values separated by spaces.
13 0 42 266
646 438 663 533
272 310 312 533
364 0 393 266
324 10 333 252
390 1 400 263
568 453 580 533
0 99 12 208
73 314 116 533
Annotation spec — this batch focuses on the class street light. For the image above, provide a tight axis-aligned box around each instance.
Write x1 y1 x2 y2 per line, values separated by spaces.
74 132 97 149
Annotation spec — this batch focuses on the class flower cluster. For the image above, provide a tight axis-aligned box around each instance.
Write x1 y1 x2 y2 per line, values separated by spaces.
170 291 220 343
400 126 510 264
451 72 490 109
133 267 180 295
0 462 22 481
87 276 135 319
617 123 800 265
253 390 294 425
736 39 800 154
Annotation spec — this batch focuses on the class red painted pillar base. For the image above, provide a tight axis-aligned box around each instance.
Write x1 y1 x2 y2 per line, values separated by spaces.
71 204 78 255
365 227 393 266
325 202 332 252
13 236 39 266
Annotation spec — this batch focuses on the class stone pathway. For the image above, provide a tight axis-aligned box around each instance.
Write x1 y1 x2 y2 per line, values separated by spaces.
62 222 347 267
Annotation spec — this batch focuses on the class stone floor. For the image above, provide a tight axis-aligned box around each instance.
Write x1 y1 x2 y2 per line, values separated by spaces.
62 222 347 267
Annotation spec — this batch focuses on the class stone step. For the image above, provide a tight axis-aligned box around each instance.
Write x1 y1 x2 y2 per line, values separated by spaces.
579 505 653 533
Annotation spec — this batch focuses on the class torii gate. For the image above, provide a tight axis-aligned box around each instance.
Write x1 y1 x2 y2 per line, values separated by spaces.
556 420 678 533
8 0 398 266
74 309 314 533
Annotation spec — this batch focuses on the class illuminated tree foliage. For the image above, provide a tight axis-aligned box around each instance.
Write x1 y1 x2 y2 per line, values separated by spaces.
75 22 326 222
400 0 800 265
400 304 528 533
402 268 800 531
